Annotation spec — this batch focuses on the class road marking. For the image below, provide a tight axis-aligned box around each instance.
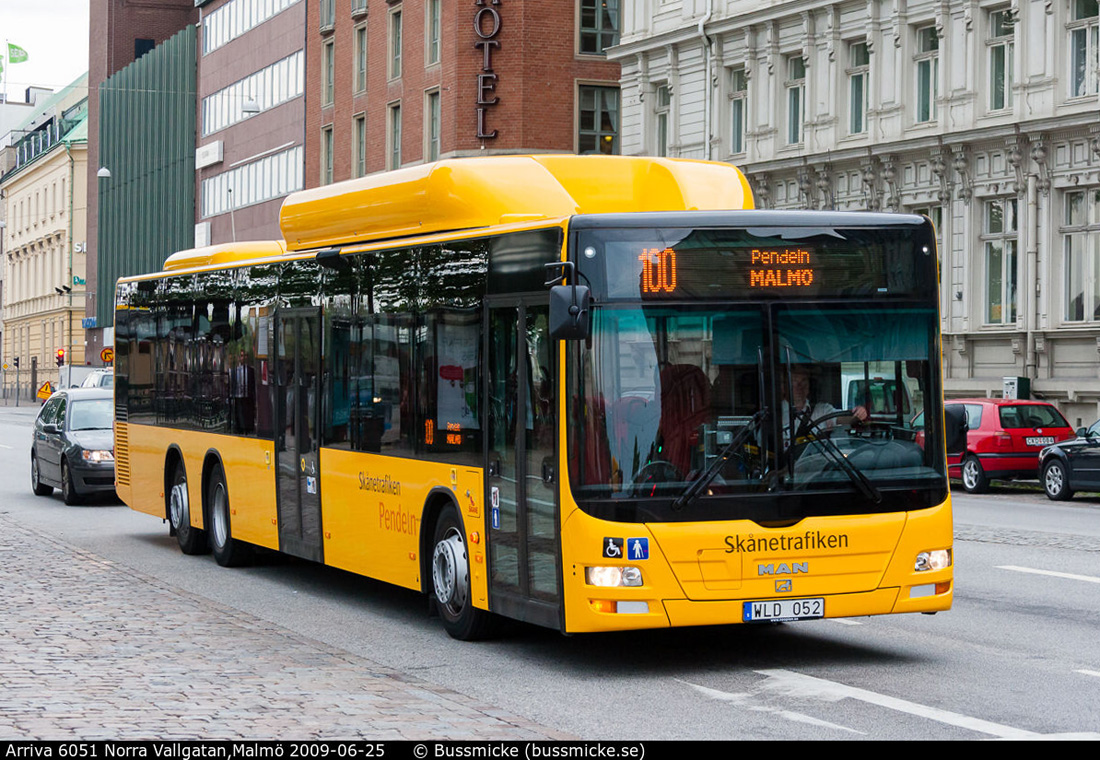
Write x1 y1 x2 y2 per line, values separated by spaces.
0 443 12 449
755 669 1039 739
679 679 864 734
828 617 862 626
997 565 1100 585
1077 670 1100 679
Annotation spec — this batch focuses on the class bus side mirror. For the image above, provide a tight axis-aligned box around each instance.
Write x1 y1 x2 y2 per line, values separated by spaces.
549 284 591 340
944 406 968 454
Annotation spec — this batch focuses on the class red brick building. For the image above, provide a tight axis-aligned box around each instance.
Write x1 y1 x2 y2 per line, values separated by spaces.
305 0 621 187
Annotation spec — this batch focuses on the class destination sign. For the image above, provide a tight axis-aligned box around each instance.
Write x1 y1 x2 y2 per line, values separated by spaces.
748 247 816 289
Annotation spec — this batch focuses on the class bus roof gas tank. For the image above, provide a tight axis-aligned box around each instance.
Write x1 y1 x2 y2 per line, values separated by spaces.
278 155 754 252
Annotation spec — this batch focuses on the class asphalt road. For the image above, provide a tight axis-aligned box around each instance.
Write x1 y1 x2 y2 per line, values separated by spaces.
3 402 1099 740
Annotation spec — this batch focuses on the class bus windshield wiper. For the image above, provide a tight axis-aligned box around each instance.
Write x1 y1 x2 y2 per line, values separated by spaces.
671 408 768 512
790 410 882 504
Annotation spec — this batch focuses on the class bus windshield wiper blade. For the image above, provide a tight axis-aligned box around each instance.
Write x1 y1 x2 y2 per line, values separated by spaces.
791 411 882 504
671 408 768 512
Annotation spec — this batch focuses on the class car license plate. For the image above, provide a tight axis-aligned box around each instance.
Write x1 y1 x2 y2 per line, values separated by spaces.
743 597 824 623
1026 436 1055 446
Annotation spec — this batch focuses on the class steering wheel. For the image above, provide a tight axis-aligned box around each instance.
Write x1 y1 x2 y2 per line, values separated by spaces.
632 460 684 489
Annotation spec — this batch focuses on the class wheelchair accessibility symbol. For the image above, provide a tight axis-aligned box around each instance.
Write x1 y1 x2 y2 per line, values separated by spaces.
602 537 623 558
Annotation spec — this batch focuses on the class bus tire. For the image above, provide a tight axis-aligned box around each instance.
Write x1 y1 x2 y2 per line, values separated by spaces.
208 462 252 568
170 460 208 555
431 506 495 641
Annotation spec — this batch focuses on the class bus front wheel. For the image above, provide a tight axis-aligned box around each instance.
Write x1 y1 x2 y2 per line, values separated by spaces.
431 507 495 641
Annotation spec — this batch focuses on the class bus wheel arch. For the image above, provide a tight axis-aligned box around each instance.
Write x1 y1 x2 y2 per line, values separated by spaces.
202 451 252 567
166 448 207 555
421 491 496 641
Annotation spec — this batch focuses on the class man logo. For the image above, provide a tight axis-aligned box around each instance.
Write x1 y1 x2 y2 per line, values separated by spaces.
775 580 792 592
758 562 809 576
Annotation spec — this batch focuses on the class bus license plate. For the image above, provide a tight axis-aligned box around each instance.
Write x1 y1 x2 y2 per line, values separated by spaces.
743 598 824 623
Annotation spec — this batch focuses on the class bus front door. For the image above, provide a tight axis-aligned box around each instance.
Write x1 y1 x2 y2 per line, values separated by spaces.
275 309 324 562
487 302 561 629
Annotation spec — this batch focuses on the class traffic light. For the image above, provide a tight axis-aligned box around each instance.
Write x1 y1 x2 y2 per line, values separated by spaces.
12 357 19 369
55 349 65 367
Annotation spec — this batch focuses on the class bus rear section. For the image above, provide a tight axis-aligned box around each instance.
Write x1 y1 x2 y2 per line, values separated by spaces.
555 211 953 632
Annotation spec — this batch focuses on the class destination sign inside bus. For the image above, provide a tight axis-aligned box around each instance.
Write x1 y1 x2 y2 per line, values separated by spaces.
748 247 816 289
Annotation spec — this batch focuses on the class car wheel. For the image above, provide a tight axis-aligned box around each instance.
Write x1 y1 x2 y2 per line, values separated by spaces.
208 461 252 568
31 453 53 496
431 506 496 641
61 459 82 505
960 455 989 494
169 460 208 555
1042 460 1074 501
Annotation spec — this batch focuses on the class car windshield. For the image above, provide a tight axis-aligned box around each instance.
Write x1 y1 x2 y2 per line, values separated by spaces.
999 404 1068 429
68 399 114 431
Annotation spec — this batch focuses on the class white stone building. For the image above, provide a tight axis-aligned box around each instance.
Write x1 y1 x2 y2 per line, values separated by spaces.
610 0 1100 426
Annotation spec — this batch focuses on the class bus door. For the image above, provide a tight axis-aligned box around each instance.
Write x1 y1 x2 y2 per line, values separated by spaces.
275 308 324 562
486 301 561 628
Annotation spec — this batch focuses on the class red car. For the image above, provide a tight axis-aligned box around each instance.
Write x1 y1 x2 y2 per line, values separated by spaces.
947 398 1074 493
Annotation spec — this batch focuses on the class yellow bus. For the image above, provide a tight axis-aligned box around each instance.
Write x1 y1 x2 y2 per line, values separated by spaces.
114 155 956 639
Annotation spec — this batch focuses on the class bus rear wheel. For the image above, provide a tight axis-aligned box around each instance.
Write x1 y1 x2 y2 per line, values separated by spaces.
208 462 252 568
170 460 207 555
431 507 495 641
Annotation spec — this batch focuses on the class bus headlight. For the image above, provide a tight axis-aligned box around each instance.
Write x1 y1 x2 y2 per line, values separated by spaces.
585 566 643 587
914 549 951 572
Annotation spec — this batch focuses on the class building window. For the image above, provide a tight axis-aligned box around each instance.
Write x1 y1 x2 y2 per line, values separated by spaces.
425 90 441 162
201 50 305 136
200 145 304 218
912 205 944 254
1070 0 1100 97
135 38 155 60
730 67 747 154
988 10 1015 110
388 103 402 169
389 8 403 80
203 0 302 55
654 84 670 157
320 0 335 31
1063 189 1100 321
352 0 368 14
785 56 805 145
426 0 442 65
915 25 939 123
354 115 367 178
355 24 368 93
321 125 334 186
847 42 869 135
579 0 620 55
983 198 1018 325
578 85 620 154
322 39 335 107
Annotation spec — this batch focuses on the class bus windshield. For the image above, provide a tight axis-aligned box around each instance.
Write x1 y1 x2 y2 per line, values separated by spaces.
566 221 946 522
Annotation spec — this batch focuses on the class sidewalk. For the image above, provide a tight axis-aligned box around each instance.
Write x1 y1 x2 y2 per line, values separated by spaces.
0 515 570 741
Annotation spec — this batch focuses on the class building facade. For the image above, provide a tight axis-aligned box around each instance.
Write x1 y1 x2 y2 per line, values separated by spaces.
611 0 1100 426
0 75 89 396
195 0 307 247
307 0 622 187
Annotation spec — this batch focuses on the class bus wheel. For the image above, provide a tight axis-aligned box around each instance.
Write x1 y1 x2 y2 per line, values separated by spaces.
208 462 252 568
170 461 207 555
431 507 495 641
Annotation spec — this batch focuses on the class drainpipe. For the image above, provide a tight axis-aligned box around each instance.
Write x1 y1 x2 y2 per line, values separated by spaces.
698 1 714 160
65 141 75 381
1025 173 1038 382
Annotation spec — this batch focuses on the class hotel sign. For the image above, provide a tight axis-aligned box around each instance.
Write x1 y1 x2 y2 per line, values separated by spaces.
474 0 502 139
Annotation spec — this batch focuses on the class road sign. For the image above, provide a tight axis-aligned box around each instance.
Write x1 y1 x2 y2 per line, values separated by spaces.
37 381 54 401
101 347 115 364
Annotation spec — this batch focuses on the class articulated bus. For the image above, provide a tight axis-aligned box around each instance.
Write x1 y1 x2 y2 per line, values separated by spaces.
113 155 955 639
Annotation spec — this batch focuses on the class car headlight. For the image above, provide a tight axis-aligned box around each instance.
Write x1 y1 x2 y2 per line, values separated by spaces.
82 449 115 463
585 566 643 587
914 549 951 572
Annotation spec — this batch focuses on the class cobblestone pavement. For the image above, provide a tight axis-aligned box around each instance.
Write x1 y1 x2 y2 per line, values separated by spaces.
0 515 570 741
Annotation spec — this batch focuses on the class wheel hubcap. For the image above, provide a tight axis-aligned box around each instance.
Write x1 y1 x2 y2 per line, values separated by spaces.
212 483 229 548
169 482 188 529
963 461 978 488
432 529 469 614
1046 466 1063 494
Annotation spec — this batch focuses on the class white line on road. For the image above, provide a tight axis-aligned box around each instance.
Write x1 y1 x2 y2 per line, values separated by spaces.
754 669 1039 739
997 565 1100 585
679 679 865 735
1077 670 1100 679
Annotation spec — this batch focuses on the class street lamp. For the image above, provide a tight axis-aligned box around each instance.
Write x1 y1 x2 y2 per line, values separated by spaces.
97 166 111 178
